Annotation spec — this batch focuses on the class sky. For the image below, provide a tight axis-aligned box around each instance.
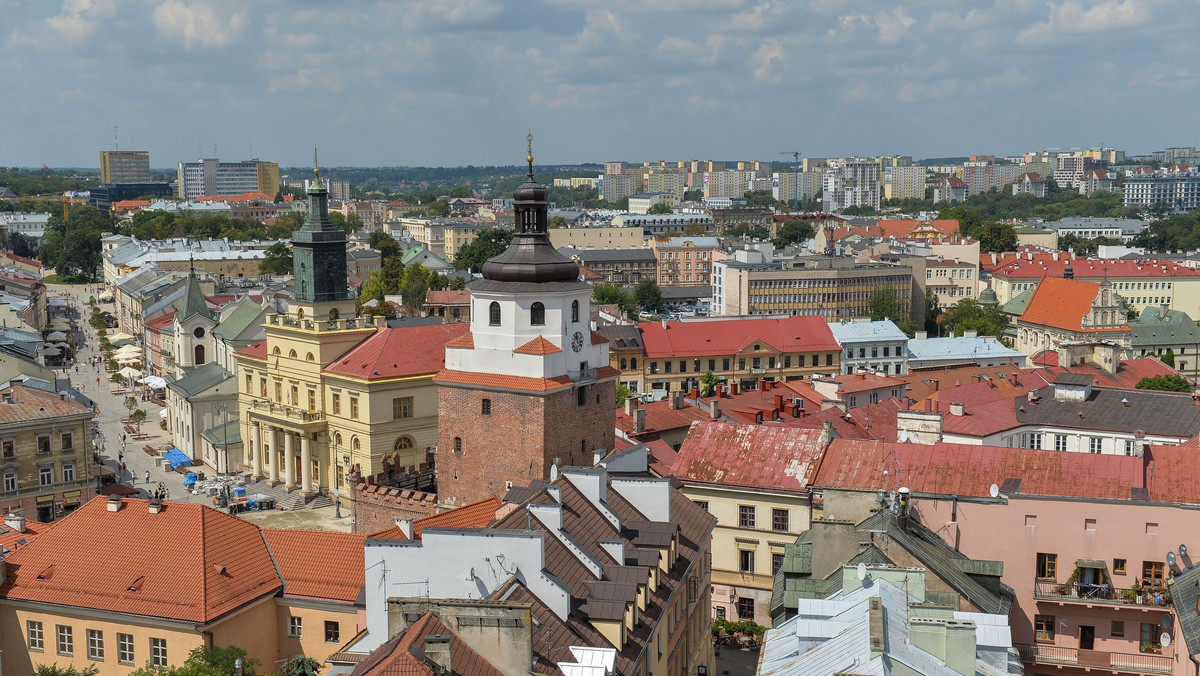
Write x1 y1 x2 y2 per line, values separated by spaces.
2 0 1198 169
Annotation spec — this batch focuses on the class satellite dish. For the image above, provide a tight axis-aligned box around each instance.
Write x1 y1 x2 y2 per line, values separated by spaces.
1168 551 1178 567
1163 613 1174 629
857 562 867 581
989 483 1000 498
1162 633 1172 648
1181 544 1189 558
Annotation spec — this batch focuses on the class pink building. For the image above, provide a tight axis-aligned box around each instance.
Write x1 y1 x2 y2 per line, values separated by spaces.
815 439 1200 676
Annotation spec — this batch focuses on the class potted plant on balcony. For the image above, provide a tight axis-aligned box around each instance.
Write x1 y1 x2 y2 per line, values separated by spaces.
1140 642 1162 654
1121 587 1138 603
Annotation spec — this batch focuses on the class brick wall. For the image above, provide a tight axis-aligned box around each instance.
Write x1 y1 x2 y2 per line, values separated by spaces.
436 379 616 508
351 483 436 534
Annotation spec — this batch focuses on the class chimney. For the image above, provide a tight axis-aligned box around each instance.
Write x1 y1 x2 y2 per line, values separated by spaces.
106 496 125 512
661 318 667 330
668 391 681 410
791 403 802 417
729 382 738 395
774 394 784 411
624 396 637 416
634 409 646 434
423 635 452 675
690 387 699 400
755 411 764 424
714 384 723 398
708 399 720 419
148 499 164 514
948 402 965 416
396 518 414 539
4 513 25 534
897 487 911 531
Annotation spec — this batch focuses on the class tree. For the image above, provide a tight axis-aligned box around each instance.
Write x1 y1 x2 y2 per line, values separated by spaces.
125 395 139 418
549 215 568 228
129 645 260 676
259 241 293 276
634 278 664 313
131 409 147 433
938 298 1009 339
591 282 636 316
38 204 109 280
1163 349 1176 368
454 228 513 272
426 200 450 217
867 287 904 322
648 201 673 215
977 221 1017 253
1135 374 1191 392
924 288 942 335
449 275 467 290
937 205 984 238
400 279 428 317
683 189 703 202
700 370 719 397
34 666 100 676
615 383 632 408
111 373 125 386
275 655 321 676
9 232 34 258
773 219 815 248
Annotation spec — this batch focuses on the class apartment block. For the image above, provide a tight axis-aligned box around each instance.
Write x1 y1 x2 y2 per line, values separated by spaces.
99 150 151 183
176 158 281 200
714 256 912 321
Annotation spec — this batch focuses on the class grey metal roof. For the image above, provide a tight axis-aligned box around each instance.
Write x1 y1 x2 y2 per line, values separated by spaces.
1001 287 1035 316
212 298 265 341
1170 564 1200 656
1132 307 1200 347
165 363 233 398
114 265 166 293
1016 387 1200 437
200 419 242 448
596 325 641 349
907 337 1026 363
828 319 910 344
1052 372 1094 386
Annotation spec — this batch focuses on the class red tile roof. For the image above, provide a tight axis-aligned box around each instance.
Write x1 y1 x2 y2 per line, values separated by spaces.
1016 172 1044 183
639 316 839 358
876 219 960 239
1144 445 1200 504
0 497 282 623
819 372 906 395
1019 277 1122 333
995 257 1198 280
4 252 41 267
615 400 711 438
350 611 504 676
816 439 1144 500
936 177 965 188
414 497 499 536
445 332 474 349
434 366 620 394
591 331 608 345
0 385 92 424
145 312 176 332
670 421 827 491
425 290 470 306
0 519 51 554
262 529 368 603
514 335 562 355
237 339 269 360
325 323 469 380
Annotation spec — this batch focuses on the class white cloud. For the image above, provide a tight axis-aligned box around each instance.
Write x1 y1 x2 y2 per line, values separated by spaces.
1019 0 1149 43
751 38 787 83
153 0 247 50
875 7 916 44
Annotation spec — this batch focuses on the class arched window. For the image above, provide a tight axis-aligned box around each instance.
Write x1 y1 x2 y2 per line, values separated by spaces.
481 398 491 415
306 352 315 362
194 344 205 365
272 346 281 356
631 357 638 369
394 436 414 451
289 349 297 359
571 299 580 323
489 302 501 326
620 358 628 369
531 302 545 326
329 308 340 321
332 432 342 447
351 437 361 451
297 309 305 320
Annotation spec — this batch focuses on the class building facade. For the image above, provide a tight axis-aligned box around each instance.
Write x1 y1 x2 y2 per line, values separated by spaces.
99 150 151 184
176 158 280 200
714 256 913 321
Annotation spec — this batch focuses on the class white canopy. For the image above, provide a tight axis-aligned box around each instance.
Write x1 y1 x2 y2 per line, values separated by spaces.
98 292 114 301
45 331 68 342
116 366 141 381
114 345 141 354
138 375 167 390
108 333 135 342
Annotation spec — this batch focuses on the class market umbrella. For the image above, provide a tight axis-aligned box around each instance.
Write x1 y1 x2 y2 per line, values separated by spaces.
109 332 135 342
114 344 141 353
98 292 114 301
111 339 135 348
117 366 141 381
46 331 68 342
48 298 66 307
138 375 167 389
42 346 62 356
159 409 169 419
49 319 72 329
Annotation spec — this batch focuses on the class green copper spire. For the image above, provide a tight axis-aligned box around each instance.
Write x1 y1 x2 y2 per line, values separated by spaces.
292 149 349 304
177 265 215 322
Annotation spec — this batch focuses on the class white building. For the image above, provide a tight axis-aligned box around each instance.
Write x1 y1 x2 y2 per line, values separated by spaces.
823 161 881 211
828 319 910 375
1122 167 1200 212
906 332 1027 370
0 213 52 242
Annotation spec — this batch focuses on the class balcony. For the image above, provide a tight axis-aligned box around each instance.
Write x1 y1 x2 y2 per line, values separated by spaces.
568 367 599 383
1034 579 1172 608
1016 643 1172 675
249 399 324 422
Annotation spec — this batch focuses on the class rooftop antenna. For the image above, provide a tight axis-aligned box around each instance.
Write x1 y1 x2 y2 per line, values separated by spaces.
113 124 119 151
526 130 535 180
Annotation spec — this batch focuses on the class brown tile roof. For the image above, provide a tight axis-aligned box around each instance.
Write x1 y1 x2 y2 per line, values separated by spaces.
325 324 469 380
900 364 1024 400
614 400 710 438
0 497 282 623
371 498 502 540
261 529 368 603
590 331 608 345
0 385 93 424
670 421 827 490
444 332 474 349
349 611 504 676
514 336 563 355
639 316 839 358
821 372 906 394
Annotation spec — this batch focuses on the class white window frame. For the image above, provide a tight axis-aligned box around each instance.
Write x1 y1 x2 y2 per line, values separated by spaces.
150 637 167 668
56 624 73 656
289 616 302 638
39 466 52 487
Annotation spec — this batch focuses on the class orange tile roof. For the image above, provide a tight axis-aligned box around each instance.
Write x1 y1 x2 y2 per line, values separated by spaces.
822 372 907 394
0 519 51 554
261 529 368 603
1019 277 1126 333
876 219 960 239
514 336 562 355
0 385 92 425
324 323 469 380
425 290 470 306
237 339 269 360
615 400 711 438
444 332 474 349
351 611 504 676
591 331 608 345
368 498 500 540
1 497 282 623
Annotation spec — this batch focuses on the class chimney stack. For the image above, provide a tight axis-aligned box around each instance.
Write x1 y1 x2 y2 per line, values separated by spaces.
774 394 784 411
708 399 720 419
624 396 638 416
634 409 647 434
4 513 25 534
396 518 414 539
148 499 165 514
897 487 911 531
949 402 965 417
423 635 452 675
106 497 124 512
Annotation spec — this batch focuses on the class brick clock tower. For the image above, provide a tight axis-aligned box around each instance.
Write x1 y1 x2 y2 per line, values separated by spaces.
435 137 617 507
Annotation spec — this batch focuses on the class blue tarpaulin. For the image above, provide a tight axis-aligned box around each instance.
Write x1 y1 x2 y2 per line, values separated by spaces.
163 448 193 470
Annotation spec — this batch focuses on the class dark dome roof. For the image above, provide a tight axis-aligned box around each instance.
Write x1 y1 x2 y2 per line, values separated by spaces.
481 233 579 283
512 178 548 203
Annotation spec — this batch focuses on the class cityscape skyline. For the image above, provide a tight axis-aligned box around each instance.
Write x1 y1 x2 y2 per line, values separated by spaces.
2 0 1198 168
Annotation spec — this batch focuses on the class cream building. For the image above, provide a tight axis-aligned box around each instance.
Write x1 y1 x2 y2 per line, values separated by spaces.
548 225 648 250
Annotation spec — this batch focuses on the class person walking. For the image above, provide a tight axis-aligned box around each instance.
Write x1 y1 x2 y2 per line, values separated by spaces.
145 470 150 484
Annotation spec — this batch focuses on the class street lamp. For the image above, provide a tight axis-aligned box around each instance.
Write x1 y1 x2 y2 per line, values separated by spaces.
214 403 228 474
330 430 342 519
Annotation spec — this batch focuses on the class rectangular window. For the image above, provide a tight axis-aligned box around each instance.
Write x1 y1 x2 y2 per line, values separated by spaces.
39 466 53 486
737 597 755 620
117 633 134 665
1090 437 1102 454
1112 620 1125 637
1028 433 1042 450
28 620 43 651
738 358 745 370
739 505 756 528
87 629 104 660
274 382 282 402
63 463 75 483
797 354 805 367
60 433 73 450
826 353 833 366
650 361 659 374
739 549 755 573
332 393 341 415
325 620 340 643
1035 615 1055 642
259 377 267 398
57 624 73 656
679 360 686 373
773 552 785 575
392 397 413 419
708 359 715 371
289 616 302 638
150 638 167 668
350 398 359 419
752 357 761 369
722 359 730 370
693 500 708 511
37 435 50 453
308 389 316 412
1124 439 1135 456
1054 434 1067 452
694 359 701 372
245 373 253 393
1143 561 1165 585
772 508 789 532
4 472 16 492
784 355 791 368
1036 553 1057 580
883 346 890 357
1114 558 1127 575
2 439 12 458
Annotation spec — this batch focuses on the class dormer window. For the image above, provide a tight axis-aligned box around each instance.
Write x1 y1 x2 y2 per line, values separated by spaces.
489 302 501 326
531 302 545 326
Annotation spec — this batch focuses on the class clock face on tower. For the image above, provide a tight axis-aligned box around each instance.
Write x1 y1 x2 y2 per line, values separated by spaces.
571 331 584 352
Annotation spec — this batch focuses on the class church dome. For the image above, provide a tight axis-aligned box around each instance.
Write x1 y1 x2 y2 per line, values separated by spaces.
978 285 998 306
512 177 548 203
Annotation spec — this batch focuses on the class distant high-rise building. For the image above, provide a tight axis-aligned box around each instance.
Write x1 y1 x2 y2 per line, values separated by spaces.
773 172 820 203
884 165 926 200
822 161 880 211
600 173 637 203
176 158 280 200
99 150 151 183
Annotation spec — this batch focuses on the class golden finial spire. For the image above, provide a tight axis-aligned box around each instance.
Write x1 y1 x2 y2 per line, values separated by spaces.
526 130 534 177
313 147 320 178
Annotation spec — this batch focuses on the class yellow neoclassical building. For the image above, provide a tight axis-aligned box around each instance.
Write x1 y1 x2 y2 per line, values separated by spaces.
234 170 462 505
